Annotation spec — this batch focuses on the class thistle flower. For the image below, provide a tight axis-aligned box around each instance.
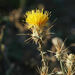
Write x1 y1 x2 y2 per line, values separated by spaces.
24 9 51 44
25 9 49 29
66 54 75 75
24 9 51 75
52 37 68 60
52 37 69 75
66 54 75 69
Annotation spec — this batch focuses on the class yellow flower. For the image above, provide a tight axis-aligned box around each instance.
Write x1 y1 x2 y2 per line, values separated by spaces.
25 9 49 29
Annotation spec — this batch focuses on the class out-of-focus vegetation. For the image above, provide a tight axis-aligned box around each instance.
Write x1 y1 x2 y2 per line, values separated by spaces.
0 0 75 75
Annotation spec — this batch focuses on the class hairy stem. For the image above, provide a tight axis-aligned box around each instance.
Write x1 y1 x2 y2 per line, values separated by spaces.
38 39 48 75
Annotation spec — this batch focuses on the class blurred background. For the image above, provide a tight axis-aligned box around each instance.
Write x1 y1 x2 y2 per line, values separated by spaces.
0 0 75 75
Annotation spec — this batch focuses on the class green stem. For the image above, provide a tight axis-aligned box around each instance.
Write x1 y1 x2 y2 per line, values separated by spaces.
60 60 65 75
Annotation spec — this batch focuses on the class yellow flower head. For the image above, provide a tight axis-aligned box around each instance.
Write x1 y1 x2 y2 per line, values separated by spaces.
25 9 49 29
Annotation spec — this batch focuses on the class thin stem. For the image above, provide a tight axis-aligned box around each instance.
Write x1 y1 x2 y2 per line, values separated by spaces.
60 60 65 75
38 40 46 66
38 39 48 75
